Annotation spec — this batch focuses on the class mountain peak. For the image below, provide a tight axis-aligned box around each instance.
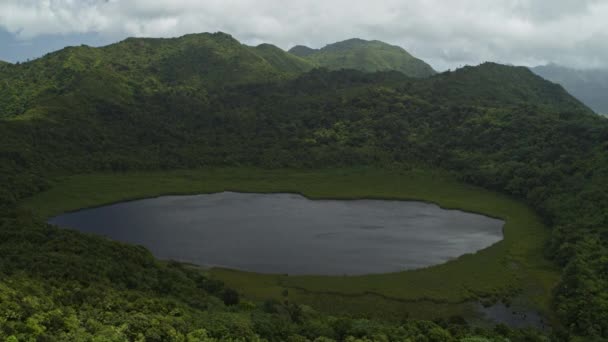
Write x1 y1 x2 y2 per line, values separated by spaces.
184 31 238 42
323 38 368 48
288 45 318 57
319 38 403 53
115 31 240 48
289 38 435 78
253 44 314 74
254 43 284 51
419 62 590 113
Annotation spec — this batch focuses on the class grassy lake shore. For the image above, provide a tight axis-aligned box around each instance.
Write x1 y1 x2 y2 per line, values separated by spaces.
21 167 559 322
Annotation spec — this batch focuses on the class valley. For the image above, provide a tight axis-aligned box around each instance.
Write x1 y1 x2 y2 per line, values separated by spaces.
1 32 608 341
22 168 556 323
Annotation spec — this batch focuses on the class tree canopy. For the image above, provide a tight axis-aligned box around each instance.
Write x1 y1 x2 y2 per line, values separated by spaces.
1 33 607 341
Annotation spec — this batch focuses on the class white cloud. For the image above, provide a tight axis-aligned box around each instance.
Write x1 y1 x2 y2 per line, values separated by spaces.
0 0 606 70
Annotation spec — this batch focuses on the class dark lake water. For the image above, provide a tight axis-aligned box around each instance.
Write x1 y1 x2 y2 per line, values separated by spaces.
49 192 504 275
476 303 547 330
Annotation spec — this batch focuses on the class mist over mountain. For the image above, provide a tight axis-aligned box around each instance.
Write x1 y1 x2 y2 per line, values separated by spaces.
531 64 608 115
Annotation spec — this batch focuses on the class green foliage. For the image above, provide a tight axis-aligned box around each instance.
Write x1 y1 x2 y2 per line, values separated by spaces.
289 45 318 57
289 39 436 78
1 32 608 340
0 32 307 119
0 213 538 340
252 44 315 74
414 63 590 113
0 60 9 76
22 169 554 322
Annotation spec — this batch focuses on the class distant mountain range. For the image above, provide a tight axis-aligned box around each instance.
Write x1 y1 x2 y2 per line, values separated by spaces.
289 38 436 78
531 64 608 115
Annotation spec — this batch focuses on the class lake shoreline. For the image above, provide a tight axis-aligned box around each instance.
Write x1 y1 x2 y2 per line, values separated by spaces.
22 168 558 323
49 191 505 275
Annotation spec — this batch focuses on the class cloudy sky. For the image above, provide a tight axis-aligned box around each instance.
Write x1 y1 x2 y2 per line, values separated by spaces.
1 0 606 71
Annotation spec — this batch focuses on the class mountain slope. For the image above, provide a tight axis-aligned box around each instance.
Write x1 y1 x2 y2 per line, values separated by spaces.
1 33 608 339
0 32 310 119
416 63 590 113
531 64 608 115
289 38 436 78
251 43 315 74
288 45 317 57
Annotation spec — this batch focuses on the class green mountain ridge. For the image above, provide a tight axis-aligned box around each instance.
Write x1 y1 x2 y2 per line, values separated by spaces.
531 63 608 115
0 32 319 119
251 43 315 73
1 32 608 340
289 38 436 78
288 45 318 57
1 33 573 121
418 63 589 111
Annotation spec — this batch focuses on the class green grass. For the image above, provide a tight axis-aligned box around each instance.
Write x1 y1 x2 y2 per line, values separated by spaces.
21 167 559 321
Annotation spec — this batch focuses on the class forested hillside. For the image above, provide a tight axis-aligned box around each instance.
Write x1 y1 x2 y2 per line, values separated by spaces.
531 64 608 115
252 44 315 73
1 33 607 340
0 32 306 119
288 39 436 78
